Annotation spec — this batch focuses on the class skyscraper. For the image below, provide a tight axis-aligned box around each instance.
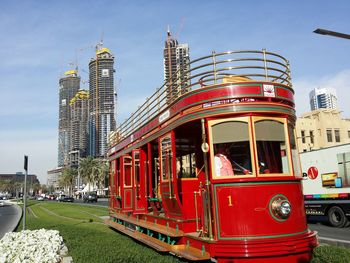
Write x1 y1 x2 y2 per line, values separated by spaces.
163 28 190 103
58 69 80 167
69 90 89 167
88 44 116 157
309 87 338 111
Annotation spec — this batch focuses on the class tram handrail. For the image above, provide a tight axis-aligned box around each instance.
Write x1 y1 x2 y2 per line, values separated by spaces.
108 49 292 146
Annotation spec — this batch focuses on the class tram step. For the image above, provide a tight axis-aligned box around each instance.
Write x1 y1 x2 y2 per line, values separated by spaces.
110 214 184 237
172 245 211 261
106 219 169 252
106 219 211 260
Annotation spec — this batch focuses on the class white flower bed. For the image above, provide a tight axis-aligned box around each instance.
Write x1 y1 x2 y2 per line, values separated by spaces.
0 229 64 263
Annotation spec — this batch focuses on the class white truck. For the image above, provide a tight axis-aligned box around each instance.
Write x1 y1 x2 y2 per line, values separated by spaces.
300 143 350 227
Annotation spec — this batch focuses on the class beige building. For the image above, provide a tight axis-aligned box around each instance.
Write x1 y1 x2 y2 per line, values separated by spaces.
296 109 350 152
47 167 63 190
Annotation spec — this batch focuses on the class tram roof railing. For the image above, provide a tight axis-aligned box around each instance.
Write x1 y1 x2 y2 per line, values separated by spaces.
108 49 291 147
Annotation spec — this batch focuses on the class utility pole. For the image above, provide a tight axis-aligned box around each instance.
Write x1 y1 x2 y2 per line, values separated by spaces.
23 155 28 230
77 152 80 199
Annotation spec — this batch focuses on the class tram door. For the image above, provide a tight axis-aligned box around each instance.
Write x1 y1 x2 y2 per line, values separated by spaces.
132 150 147 214
159 133 183 217
110 159 117 209
115 158 121 209
121 155 133 211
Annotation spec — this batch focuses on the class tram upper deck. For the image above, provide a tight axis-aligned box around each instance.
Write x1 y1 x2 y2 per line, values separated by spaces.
108 49 294 156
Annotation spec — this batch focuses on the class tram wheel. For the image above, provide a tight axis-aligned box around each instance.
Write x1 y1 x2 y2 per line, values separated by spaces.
328 206 349 228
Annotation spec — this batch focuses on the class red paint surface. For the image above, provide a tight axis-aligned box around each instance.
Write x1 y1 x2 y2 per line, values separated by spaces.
276 87 294 101
214 182 307 238
109 83 294 155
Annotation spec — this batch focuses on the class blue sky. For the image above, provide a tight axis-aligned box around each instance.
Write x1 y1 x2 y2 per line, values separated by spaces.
1 0 350 183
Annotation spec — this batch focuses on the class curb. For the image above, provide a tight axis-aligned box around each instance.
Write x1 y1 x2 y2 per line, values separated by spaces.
319 237 350 248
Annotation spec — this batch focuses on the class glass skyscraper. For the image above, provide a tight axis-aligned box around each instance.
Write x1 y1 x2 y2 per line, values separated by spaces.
163 28 190 104
309 87 338 111
88 45 116 157
58 70 80 166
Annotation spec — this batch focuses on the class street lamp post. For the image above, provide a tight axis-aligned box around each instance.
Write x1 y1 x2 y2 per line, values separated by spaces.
23 155 28 230
313 28 350 40
77 155 80 198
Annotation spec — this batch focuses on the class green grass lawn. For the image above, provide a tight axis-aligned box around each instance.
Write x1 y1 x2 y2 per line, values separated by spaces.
312 245 350 263
16 201 350 263
18 201 182 263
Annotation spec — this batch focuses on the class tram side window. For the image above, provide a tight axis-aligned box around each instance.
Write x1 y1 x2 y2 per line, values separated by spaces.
161 137 173 180
116 158 121 196
151 141 160 199
110 160 115 190
176 142 196 178
255 120 289 174
134 152 140 186
212 121 252 176
124 156 132 186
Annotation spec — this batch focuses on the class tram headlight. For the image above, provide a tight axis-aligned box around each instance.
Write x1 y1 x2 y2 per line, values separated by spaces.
280 201 291 217
271 197 292 220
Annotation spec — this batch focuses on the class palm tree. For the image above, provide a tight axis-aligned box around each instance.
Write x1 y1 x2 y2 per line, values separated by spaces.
32 183 41 197
95 160 109 192
59 167 77 195
79 157 100 192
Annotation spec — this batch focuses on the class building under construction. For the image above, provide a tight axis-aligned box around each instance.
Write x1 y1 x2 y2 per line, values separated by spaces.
69 90 90 167
58 69 80 167
163 29 190 103
88 45 116 157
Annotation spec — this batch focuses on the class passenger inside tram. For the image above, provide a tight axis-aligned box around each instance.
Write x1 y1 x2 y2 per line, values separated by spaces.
214 142 252 176
214 143 234 176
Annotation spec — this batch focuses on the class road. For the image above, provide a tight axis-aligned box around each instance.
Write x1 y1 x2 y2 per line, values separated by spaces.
73 198 109 207
308 216 350 247
0 203 21 239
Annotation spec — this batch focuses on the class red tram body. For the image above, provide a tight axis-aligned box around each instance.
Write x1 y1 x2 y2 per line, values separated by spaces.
106 50 318 262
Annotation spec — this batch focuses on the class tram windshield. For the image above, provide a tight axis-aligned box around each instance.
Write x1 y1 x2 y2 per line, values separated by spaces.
210 117 292 178
212 120 253 176
254 119 289 174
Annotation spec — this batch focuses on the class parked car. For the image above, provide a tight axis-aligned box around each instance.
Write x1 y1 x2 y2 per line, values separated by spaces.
48 194 56 200
37 196 44 201
57 195 74 202
83 192 98 203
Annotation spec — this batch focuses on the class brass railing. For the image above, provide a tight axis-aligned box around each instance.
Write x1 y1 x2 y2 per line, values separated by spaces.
108 49 291 146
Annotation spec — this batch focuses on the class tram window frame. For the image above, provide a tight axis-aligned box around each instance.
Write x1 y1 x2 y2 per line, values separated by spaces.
116 158 121 196
123 155 132 187
176 140 197 179
252 117 291 176
110 159 116 190
160 133 174 182
133 151 140 198
208 117 255 179
288 123 302 178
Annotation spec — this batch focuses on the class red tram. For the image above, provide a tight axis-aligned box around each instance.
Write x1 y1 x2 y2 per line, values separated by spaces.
106 50 318 262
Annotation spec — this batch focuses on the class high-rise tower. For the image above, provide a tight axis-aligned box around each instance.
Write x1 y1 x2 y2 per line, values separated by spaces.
69 90 89 167
163 28 190 103
88 44 116 157
309 87 338 111
58 69 80 166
